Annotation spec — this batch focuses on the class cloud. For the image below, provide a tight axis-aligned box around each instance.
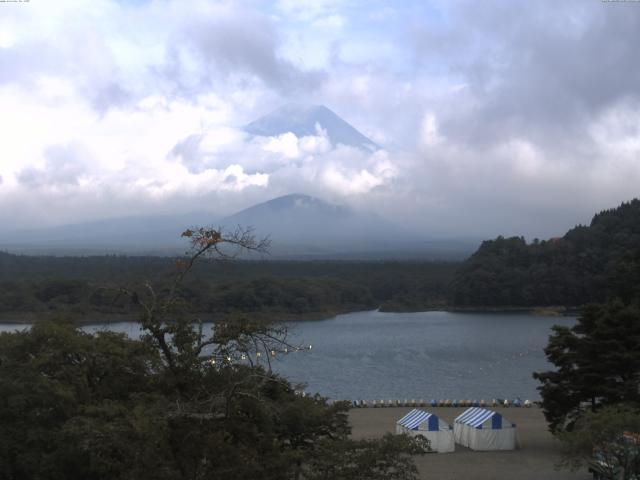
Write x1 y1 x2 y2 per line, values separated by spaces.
169 124 396 198
320 150 397 195
260 125 332 159
170 127 250 173
0 0 639 240
312 15 346 29
410 0 640 148
160 4 326 98
0 0 324 115
17 144 89 187
91 82 132 113
276 0 347 23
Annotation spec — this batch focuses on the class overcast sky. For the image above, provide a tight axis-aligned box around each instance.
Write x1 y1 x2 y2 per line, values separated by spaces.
1 0 639 238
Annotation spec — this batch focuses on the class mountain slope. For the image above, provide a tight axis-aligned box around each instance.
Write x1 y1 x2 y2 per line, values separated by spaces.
216 193 477 259
245 104 378 150
0 212 217 254
0 194 477 260
451 198 640 306
219 193 400 250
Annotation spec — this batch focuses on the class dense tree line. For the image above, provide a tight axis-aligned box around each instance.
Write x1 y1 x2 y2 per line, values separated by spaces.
524 200 640 477
452 199 640 307
0 227 426 479
0 254 456 321
4 198 640 318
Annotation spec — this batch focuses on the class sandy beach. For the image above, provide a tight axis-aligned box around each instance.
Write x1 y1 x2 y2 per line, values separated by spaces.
349 406 591 480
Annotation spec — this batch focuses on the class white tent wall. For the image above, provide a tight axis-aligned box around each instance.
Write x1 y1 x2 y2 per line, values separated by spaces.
395 409 455 453
407 430 455 453
453 407 517 451
453 424 517 451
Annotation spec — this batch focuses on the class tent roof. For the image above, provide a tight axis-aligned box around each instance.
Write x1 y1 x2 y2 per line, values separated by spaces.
455 407 501 428
397 409 435 430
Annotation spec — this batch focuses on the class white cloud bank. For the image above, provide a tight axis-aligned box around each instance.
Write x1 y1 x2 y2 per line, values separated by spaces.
0 0 639 239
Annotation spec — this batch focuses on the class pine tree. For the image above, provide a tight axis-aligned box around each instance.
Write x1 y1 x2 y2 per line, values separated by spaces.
534 301 640 432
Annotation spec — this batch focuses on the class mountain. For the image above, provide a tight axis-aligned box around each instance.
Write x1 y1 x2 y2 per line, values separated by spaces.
218 193 398 253
217 193 477 259
245 104 378 151
0 194 477 259
0 212 216 255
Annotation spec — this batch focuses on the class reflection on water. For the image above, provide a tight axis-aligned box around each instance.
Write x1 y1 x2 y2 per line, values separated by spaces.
0 310 575 400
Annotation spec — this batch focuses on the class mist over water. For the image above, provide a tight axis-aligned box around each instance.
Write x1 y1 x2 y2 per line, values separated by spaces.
0 311 574 401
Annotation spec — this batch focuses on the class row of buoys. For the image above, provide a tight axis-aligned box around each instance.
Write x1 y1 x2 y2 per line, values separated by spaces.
351 398 534 408
207 344 313 364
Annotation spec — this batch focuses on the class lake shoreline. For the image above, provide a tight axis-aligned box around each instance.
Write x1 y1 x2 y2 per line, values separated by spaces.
0 308 369 326
0 305 580 325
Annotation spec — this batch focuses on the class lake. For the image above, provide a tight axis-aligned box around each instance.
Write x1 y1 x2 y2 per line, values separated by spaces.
0 310 575 401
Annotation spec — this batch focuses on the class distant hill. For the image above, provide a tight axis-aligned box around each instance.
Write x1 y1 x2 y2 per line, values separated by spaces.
217 193 476 259
451 199 640 307
245 104 378 151
220 193 397 248
0 212 217 255
0 194 477 260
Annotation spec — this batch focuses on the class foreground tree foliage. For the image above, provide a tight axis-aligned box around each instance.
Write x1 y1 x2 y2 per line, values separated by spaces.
558 405 640 480
533 300 640 432
303 435 428 480
0 227 425 480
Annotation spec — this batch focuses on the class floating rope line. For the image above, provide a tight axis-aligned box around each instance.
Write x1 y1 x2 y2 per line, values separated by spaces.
205 343 313 366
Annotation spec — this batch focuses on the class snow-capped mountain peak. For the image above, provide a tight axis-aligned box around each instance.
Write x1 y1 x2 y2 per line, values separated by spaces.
245 104 378 151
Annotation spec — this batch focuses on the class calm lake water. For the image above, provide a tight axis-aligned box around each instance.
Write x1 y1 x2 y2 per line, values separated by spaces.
0 310 575 401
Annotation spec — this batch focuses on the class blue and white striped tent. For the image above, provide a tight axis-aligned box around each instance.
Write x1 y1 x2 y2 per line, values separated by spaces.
454 407 517 450
396 409 454 453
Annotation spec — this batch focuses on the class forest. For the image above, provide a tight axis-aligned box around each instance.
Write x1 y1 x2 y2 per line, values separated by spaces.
0 253 456 322
0 227 427 480
2 198 639 323
451 199 640 307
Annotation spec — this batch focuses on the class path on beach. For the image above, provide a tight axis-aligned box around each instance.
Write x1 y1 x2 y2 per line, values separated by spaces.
349 407 591 480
